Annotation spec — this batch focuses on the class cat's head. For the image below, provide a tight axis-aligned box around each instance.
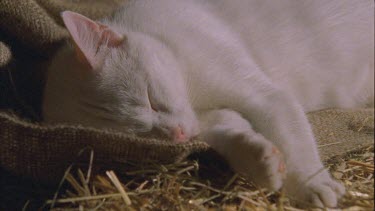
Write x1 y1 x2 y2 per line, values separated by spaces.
47 11 199 142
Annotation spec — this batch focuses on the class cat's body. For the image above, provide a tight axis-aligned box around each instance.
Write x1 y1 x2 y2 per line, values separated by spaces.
43 0 374 208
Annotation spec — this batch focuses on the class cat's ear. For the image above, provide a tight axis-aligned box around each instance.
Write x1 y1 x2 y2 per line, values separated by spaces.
61 11 125 69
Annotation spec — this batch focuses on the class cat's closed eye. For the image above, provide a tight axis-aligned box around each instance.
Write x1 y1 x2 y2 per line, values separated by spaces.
147 86 168 113
149 96 159 112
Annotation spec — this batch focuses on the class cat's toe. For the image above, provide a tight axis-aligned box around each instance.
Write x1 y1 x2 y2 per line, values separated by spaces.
308 184 339 207
225 133 286 191
287 175 345 208
259 146 286 190
330 179 345 197
242 142 285 190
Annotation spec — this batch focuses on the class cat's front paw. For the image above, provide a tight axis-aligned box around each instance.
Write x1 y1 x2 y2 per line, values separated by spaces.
286 171 345 208
229 133 286 191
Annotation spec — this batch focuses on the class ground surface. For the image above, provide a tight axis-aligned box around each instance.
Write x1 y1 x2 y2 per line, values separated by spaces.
20 146 373 211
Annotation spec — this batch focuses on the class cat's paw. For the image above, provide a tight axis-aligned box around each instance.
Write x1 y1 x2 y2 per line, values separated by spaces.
286 171 345 208
229 133 286 191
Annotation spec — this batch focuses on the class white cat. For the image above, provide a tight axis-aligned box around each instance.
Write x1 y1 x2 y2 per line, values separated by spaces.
43 0 374 208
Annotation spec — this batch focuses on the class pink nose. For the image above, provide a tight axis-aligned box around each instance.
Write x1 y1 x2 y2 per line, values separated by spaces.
172 126 186 142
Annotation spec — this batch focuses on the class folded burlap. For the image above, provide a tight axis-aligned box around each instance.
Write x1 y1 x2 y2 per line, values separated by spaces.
0 42 11 67
0 112 210 184
0 0 373 184
0 0 125 57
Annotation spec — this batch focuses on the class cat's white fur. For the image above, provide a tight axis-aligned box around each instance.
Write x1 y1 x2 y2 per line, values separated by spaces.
43 0 374 208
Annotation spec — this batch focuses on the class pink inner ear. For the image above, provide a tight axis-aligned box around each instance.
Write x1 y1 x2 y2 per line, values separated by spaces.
97 23 124 47
61 11 125 69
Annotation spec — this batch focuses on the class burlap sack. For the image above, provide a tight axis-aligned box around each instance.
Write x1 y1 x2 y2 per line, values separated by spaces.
0 112 209 184
0 42 11 67
0 0 124 54
0 0 373 184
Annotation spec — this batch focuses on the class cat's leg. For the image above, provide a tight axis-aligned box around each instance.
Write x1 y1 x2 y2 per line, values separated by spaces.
223 86 345 208
198 109 286 190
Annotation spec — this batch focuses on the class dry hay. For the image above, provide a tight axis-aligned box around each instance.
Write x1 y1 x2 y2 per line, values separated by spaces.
24 145 373 211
